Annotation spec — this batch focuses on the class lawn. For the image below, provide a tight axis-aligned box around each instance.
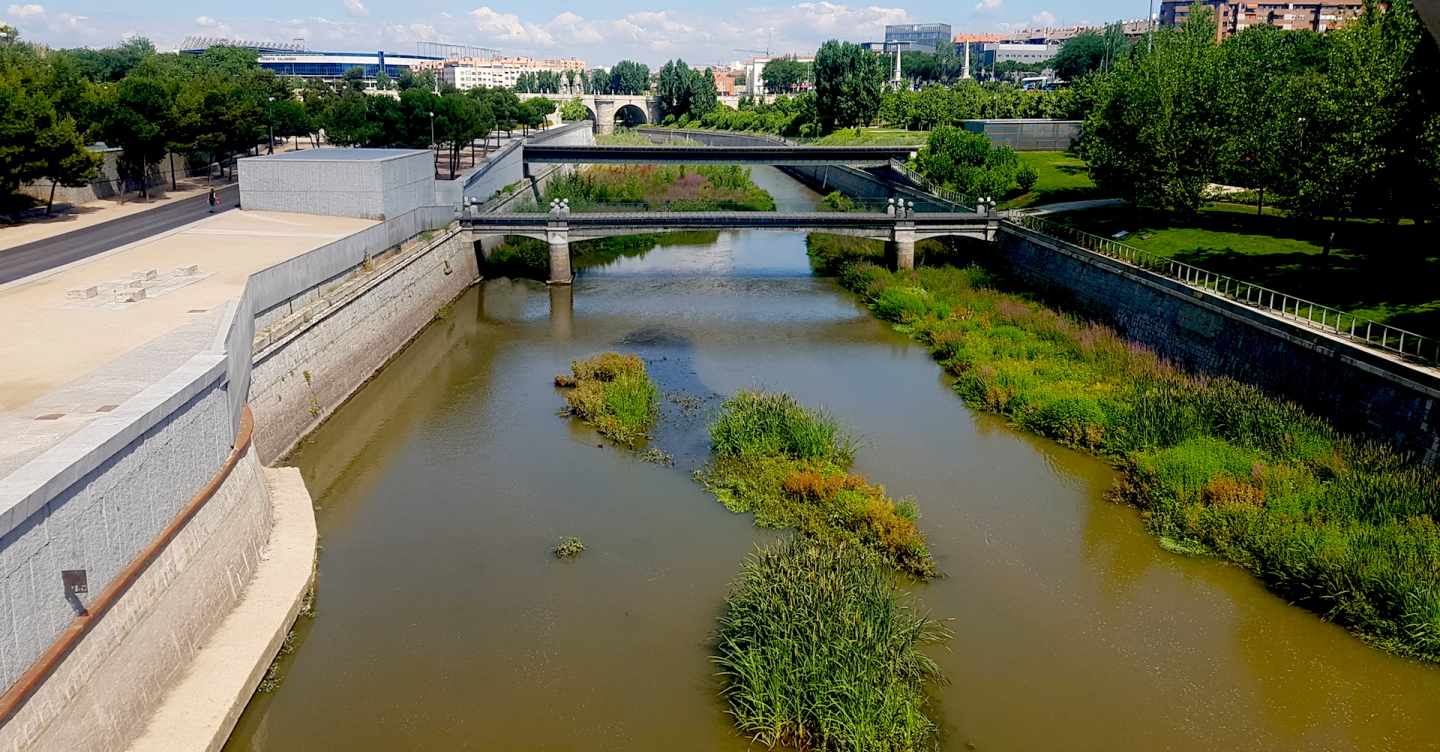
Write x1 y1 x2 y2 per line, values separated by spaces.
1001 151 1103 209
1052 204 1440 337
811 128 930 146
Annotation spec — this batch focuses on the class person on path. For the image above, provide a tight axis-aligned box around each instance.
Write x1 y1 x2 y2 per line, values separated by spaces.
208 187 218 214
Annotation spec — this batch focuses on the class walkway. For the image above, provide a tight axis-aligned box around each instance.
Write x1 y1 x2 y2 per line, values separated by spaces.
0 208 375 413
0 184 240 284
522 144 917 167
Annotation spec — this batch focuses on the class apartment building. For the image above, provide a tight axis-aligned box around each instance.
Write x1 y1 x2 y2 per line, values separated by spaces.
1160 0 1365 38
421 56 587 91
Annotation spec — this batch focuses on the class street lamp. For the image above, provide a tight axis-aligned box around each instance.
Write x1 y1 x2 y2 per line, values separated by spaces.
267 96 276 155
429 110 437 174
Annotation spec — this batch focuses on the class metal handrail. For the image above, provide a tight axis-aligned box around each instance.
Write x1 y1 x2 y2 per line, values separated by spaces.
886 159 972 210
1007 214 1439 366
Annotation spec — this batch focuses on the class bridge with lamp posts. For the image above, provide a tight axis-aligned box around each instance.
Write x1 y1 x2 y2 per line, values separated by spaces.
461 205 1004 284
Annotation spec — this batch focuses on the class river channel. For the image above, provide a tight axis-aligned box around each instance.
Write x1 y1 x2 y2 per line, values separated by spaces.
225 168 1440 751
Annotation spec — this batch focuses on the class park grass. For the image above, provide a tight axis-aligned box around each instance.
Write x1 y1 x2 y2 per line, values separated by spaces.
701 390 938 578
1052 205 1440 337
554 353 659 446
806 233 1440 662
714 537 949 752
1000 151 1102 209
811 128 931 146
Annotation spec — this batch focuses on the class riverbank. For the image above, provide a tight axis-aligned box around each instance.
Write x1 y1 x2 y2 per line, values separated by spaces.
808 233 1440 662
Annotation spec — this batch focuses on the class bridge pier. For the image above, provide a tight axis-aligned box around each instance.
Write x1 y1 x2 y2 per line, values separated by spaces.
890 225 916 271
546 225 572 285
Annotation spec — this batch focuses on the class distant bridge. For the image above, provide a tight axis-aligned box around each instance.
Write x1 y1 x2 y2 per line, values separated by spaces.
522 144 919 167
461 210 1002 283
517 93 744 134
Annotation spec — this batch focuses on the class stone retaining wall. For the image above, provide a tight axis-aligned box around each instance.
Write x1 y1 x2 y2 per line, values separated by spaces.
249 228 481 463
996 224 1440 464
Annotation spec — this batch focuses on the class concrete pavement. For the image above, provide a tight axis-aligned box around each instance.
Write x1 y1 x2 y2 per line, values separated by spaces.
0 184 240 285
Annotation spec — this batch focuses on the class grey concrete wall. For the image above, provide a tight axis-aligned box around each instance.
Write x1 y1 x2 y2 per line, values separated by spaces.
963 120 1082 151
0 199 459 750
0 446 271 752
249 228 481 463
996 225 1440 464
459 121 595 209
238 150 433 220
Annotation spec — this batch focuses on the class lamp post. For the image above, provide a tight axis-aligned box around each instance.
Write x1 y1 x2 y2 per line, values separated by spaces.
266 96 276 155
429 110 437 175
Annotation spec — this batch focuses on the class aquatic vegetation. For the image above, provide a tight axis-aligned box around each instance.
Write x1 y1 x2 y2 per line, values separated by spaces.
702 391 936 578
808 233 1440 661
714 538 949 751
520 164 776 212
553 537 586 559
554 353 660 446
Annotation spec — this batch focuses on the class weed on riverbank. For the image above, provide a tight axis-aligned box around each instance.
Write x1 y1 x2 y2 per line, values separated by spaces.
714 538 949 752
808 233 1440 661
520 165 776 212
701 390 937 578
554 353 659 446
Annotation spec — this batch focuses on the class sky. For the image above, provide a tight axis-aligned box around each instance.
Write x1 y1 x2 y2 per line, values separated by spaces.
3 0 1155 66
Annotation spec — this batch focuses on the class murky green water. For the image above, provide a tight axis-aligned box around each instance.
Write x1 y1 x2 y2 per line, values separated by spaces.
226 169 1440 751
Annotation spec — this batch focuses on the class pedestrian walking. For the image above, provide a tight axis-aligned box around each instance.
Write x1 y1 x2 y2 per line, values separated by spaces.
208 187 218 214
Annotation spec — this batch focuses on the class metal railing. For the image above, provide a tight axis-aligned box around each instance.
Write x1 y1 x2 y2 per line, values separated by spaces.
1007 214 1439 367
886 159 972 210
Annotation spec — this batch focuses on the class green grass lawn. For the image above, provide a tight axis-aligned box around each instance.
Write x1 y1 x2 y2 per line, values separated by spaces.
1001 151 1103 209
1052 204 1440 337
811 128 930 146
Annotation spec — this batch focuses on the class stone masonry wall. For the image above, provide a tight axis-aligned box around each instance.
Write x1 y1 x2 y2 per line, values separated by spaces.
248 229 481 464
0 392 274 751
996 225 1440 464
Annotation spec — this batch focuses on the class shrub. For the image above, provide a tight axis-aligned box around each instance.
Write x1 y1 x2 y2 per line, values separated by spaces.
714 538 949 751
709 390 853 465
555 353 659 446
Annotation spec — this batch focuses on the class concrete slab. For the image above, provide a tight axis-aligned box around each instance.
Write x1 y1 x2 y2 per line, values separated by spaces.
0 209 376 411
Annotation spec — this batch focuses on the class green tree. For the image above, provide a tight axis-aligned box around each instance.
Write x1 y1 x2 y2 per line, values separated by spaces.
762 57 811 93
813 40 886 132
1053 31 1107 81
1080 7 1225 213
914 125 1035 199
341 66 366 92
609 60 651 95
319 91 375 146
520 98 556 134
103 75 175 198
560 97 590 121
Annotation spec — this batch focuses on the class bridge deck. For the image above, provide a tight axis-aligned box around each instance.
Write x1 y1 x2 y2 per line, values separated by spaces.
521 145 918 167
463 211 987 229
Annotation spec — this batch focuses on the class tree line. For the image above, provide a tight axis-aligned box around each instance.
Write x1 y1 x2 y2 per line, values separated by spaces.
1080 0 1439 231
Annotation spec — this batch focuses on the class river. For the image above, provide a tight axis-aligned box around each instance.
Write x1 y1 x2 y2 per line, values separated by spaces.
225 168 1440 751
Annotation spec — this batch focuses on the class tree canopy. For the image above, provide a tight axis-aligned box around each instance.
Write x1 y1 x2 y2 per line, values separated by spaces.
813 40 887 131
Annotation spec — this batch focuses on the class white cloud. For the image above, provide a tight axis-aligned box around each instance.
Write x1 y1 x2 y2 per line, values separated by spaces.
194 16 219 27
469 6 553 46
974 0 1003 12
1031 10 1057 26
343 0 368 18
52 12 86 31
6 3 44 19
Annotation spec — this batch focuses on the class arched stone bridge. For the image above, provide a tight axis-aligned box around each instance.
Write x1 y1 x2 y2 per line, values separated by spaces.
517 93 745 134
461 211 1003 283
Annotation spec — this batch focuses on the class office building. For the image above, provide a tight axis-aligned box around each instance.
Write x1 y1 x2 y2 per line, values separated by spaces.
883 23 953 53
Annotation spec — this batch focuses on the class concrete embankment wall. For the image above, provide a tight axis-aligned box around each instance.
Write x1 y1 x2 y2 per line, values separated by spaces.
0 310 273 750
996 224 1440 464
454 120 596 209
250 227 480 463
0 201 466 749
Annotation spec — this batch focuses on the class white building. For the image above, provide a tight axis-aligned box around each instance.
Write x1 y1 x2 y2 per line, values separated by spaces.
429 56 587 92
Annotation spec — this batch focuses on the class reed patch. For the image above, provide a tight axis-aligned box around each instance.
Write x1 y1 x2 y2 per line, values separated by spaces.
554 353 660 447
714 538 949 751
701 390 937 579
